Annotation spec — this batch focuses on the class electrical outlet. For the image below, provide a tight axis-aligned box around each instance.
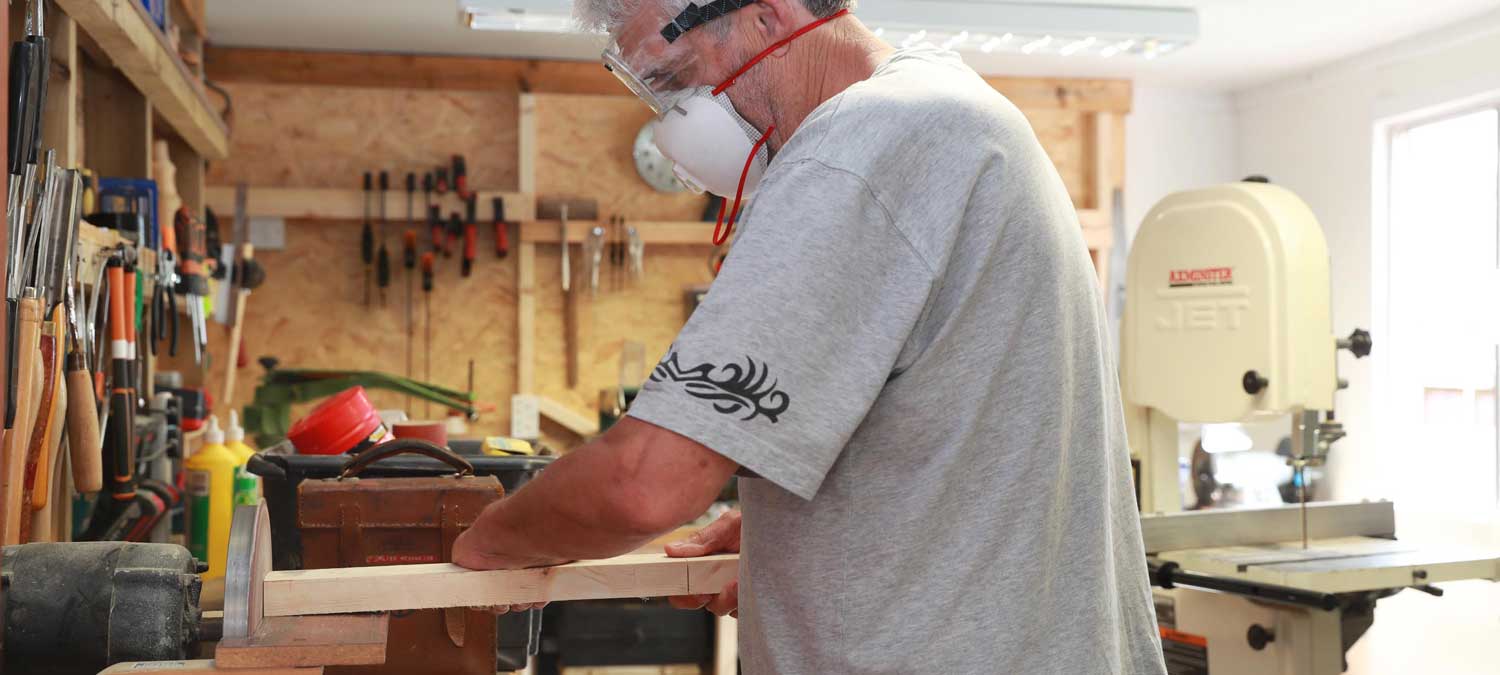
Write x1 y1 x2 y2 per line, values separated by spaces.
511 395 540 439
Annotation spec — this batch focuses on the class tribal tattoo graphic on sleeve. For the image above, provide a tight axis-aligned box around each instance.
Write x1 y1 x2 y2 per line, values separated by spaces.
649 351 791 423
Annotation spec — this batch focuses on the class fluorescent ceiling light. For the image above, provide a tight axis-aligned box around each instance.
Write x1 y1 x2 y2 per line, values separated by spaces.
459 0 1198 59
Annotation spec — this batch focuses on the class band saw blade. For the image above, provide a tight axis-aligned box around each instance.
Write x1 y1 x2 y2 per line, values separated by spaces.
223 499 271 639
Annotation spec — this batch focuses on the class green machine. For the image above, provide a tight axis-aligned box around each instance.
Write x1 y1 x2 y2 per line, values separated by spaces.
243 358 479 448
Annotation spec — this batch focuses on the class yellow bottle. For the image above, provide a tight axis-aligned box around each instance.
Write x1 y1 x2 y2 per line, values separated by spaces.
184 415 238 579
226 411 261 506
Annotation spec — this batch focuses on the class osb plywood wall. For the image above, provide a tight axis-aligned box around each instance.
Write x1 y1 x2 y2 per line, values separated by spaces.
206 83 519 190
194 49 1128 445
186 82 721 439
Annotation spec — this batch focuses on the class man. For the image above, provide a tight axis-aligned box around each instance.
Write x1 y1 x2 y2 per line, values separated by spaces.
452 0 1166 672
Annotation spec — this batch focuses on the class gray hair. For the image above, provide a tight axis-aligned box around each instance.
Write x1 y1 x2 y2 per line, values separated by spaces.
575 0 855 35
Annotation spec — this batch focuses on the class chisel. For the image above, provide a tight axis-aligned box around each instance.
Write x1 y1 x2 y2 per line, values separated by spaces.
2 288 41 545
452 155 469 199
361 172 373 306
377 171 391 307
421 252 434 419
404 173 417 395
59 171 101 492
462 197 477 278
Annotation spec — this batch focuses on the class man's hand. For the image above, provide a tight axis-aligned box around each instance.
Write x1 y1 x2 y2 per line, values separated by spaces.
666 510 741 617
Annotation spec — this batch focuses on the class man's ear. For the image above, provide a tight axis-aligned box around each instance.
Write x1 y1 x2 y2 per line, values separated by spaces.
746 0 810 43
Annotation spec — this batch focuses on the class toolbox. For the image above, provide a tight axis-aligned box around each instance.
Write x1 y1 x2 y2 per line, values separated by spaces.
292 440 515 675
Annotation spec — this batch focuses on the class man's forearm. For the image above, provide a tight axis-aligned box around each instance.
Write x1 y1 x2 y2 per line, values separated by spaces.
457 419 739 568
464 442 657 566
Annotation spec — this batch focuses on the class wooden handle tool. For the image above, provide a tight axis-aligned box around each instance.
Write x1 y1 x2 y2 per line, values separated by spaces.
2 292 42 545
65 348 101 492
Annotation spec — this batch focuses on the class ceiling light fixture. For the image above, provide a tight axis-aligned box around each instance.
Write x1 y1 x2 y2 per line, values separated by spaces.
457 1 1197 60
1020 35 1052 55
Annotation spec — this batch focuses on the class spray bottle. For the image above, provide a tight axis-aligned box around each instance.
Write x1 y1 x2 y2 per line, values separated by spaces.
184 415 238 579
225 410 260 506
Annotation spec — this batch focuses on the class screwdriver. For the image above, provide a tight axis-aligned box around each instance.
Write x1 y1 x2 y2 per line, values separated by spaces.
447 212 462 263
403 172 417 396
492 197 510 259
360 172 373 307
423 172 441 255
420 252 434 419
376 171 391 307
452 155 469 200
435 167 450 196
462 196 477 278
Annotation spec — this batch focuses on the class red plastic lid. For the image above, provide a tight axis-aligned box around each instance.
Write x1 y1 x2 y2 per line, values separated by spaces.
287 386 386 455
392 421 448 447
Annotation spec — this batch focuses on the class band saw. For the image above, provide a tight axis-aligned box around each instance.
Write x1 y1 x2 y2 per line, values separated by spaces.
1124 180 1500 674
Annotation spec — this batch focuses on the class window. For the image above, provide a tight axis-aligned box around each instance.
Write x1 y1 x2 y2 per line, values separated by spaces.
1384 108 1499 516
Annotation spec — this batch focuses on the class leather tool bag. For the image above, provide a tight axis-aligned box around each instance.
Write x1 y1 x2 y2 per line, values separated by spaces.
298 439 503 675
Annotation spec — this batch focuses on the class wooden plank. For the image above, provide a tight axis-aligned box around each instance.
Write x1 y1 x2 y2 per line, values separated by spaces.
535 395 598 437
685 554 738 595
263 553 738 617
1141 501 1396 554
207 48 628 96
984 77 1132 113
99 661 321 675
520 220 714 247
56 0 229 158
202 48 1133 113
203 186 536 222
216 613 389 669
168 136 205 220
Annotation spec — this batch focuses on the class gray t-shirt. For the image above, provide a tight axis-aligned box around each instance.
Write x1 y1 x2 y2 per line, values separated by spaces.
628 46 1165 675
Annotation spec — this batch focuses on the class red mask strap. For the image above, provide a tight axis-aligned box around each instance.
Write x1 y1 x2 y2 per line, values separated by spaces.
711 8 851 96
712 124 776 246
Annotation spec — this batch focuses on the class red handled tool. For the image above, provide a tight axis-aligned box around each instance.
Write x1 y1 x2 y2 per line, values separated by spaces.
452 155 469 200
447 212 462 263
462 196 477 277
376 170 391 307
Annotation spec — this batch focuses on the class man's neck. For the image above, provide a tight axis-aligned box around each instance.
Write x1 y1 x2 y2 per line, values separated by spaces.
769 22 893 149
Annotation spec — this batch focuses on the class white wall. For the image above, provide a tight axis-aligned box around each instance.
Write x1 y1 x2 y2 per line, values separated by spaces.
1124 87 1240 246
1234 6 1500 507
1233 10 1500 675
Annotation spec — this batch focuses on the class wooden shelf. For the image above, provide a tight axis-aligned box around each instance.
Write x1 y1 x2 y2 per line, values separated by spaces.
57 0 228 159
204 186 536 222
520 220 717 247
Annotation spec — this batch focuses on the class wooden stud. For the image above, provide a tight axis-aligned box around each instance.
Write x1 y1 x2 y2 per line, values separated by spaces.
42 13 79 167
207 48 629 97
56 0 228 158
215 613 389 669
517 242 536 395
263 553 739 617
202 186 535 223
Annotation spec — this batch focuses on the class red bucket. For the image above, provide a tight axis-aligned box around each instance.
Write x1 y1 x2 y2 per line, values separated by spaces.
287 386 389 455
